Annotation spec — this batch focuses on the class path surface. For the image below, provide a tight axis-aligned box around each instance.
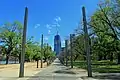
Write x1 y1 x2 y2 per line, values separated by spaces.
0 62 47 80
28 58 87 80
0 59 99 80
27 59 120 80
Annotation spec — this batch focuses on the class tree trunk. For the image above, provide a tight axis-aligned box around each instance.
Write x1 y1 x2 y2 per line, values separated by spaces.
19 54 21 63
110 53 113 62
103 55 107 60
47 59 49 66
6 54 9 64
98 55 102 61
44 57 47 63
117 53 120 64
84 56 86 60
37 60 39 68
15 57 17 64
74 54 79 61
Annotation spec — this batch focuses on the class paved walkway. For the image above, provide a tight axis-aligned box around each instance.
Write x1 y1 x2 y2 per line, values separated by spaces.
0 62 47 80
0 59 99 80
27 58 88 80
27 59 120 80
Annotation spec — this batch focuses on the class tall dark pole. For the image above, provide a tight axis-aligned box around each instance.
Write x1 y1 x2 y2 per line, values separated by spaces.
65 40 68 66
41 34 43 68
82 6 92 77
70 34 73 68
19 7 28 77
37 60 39 68
47 43 49 66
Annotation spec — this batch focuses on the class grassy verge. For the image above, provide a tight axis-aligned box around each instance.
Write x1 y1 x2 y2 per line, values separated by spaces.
68 60 120 73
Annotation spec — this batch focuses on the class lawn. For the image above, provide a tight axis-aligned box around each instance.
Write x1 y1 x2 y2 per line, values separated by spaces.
69 60 120 73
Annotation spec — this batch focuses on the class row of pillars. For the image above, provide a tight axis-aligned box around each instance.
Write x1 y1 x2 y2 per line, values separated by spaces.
63 34 75 68
19 6 92 78
64 7 92 77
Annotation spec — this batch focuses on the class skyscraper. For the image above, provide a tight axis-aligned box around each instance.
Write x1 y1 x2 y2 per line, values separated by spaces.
54 34 61 56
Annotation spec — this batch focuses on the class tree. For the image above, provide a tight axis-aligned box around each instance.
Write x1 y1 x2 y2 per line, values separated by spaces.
72 34 86 61
0 21 23 64
88 0 120 63
25 37 41 62
42 43 56 63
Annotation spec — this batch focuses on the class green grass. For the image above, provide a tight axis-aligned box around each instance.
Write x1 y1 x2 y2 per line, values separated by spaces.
69 60 120 73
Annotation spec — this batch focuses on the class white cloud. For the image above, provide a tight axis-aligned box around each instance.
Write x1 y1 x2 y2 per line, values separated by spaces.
61 40 65 47
34 24 40 29
54 16 61 22
54 18 59 22
48 30 51 34
52 23 60 27
48 30 51 33
44 36 48 41
56 24 60 27
51 24 56 27
46 24 52 29
57 16 61 21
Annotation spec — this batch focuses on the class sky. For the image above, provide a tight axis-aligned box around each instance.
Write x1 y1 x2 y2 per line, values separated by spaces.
0 0 99 49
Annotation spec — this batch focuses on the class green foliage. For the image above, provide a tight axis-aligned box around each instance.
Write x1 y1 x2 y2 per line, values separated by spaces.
0 21 55 63
72 34 86 61
89 0 120 62
72 60 120 73
72 0 120 63
0 21 23 64
24 36 55 62
42 43 56 62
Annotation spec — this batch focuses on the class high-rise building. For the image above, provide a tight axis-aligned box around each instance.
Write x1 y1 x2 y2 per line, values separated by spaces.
54 34 61 56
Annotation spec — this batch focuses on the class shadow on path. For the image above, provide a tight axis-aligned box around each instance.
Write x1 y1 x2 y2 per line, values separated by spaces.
54 70 76 74
81 73 120 80
93 74 120 80
27 58 80 80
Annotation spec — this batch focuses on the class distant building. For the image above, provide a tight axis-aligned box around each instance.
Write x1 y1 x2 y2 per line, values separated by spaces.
61 47 65 52
58 47 65 58
54 34 61 56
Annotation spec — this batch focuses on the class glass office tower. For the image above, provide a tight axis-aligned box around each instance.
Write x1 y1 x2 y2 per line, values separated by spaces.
54 34 61 56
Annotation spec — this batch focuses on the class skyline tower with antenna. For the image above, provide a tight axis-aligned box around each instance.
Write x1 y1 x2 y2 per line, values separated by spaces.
54 22 61 56
54 33 61 56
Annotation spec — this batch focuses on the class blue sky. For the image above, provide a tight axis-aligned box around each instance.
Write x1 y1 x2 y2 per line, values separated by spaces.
0 0 99 48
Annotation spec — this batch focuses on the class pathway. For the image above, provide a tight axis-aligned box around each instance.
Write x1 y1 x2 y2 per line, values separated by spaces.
28 58 87 80
0 58 98 80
